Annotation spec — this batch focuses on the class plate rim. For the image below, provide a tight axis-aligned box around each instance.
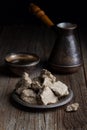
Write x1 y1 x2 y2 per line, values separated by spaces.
11 89 73 109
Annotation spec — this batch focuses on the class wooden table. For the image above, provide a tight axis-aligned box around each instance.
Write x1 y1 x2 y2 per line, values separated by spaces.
0 23 87 130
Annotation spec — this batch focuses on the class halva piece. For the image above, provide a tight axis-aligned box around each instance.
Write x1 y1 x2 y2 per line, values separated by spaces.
42 77 53 88
66 103 79 112
15 72 32 94
21 89 37 104
49 81 69 97
40 87 58 105
41 69 56 83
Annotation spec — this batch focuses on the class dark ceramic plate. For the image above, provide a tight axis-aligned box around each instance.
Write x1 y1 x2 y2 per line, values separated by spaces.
11 89 73 109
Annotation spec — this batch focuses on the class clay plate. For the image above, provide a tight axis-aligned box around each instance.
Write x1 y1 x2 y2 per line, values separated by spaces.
11 89 73 109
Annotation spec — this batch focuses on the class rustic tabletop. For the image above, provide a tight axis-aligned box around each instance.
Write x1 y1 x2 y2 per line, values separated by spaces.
0 23 87 130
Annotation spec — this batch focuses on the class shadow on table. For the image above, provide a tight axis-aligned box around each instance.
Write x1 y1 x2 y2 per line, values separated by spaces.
0 64 20 78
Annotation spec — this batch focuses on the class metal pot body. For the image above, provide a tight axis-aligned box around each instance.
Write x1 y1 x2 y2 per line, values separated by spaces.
49 22 83 73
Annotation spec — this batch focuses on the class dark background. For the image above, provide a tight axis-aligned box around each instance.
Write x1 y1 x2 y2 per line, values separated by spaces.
0 0 86 26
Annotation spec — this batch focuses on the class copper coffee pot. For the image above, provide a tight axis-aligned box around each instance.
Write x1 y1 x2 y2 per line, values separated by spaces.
29 3 83 73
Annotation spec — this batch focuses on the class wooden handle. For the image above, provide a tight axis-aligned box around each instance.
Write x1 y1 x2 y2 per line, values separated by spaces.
29 3 54 27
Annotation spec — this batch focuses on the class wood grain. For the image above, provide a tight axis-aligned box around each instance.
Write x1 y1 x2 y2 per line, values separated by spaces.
0 24 87 130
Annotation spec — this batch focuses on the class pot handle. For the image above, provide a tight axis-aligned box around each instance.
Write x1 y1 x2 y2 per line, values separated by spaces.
29 3 54 27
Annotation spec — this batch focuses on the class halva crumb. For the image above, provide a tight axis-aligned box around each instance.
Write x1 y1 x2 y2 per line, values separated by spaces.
66 103 79 112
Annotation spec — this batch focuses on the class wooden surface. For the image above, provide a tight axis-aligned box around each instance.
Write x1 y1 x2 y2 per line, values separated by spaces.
0 24 87 130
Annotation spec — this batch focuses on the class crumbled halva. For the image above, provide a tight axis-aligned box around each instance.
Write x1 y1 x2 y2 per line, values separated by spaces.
31 80 43 91
15 69 70 105
66 103 79 112
41 69 56 83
